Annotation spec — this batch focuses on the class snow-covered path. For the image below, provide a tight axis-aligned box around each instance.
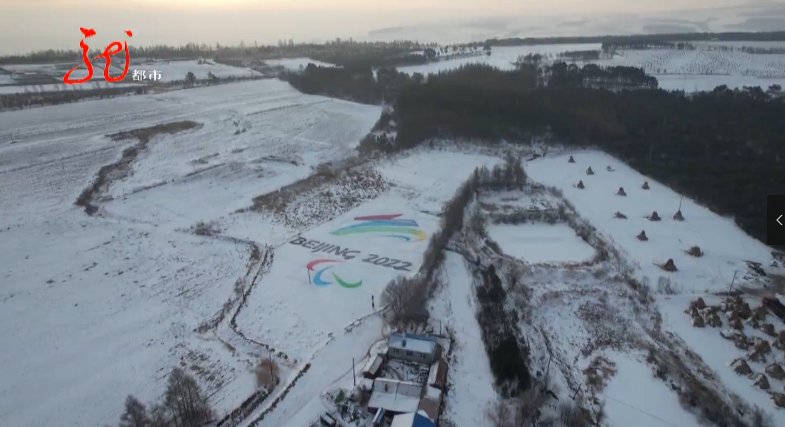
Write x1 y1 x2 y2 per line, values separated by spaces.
248 315 385 427
434 252 496 426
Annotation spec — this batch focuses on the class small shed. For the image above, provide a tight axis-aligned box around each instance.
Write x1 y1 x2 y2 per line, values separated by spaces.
363 354 384 379
388 333 440 364
427 360 448 390
418 386 443 422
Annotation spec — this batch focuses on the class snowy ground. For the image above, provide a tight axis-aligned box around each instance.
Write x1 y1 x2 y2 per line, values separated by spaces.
262 57 336 71
132 59 262 82
524 149 785 425
593 43 785 91
396 44 601 76
525 150 776 295
487 223 596 264
235 200 439 361
0 59 260 92
397 41 785 92
230 148 501 425
0 73 510 426
0 79 382 427
0 81 142 94
431 253 497 427
603 353 701 427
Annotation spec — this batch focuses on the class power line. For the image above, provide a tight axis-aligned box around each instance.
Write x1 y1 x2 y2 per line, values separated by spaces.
604 394 683 427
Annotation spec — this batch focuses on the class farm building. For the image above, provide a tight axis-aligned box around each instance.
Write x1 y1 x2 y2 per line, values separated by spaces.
388 333 440 364
417 386 443 422
390 411 437 427
368 378 422 414
363 354 384 379
427 360 447 389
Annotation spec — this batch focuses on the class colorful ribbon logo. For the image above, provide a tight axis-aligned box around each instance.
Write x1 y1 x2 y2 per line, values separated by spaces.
306 259 363 288
331 214 427 242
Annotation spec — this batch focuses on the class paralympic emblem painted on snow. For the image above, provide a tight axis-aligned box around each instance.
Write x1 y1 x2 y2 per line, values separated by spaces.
330 214 427 242
307 259 363 288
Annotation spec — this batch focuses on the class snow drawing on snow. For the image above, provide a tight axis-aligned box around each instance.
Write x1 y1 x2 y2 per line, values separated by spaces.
306 259 363 288
330 214 428 242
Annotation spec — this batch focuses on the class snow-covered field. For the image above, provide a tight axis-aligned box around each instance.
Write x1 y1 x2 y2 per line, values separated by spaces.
0 59 260 93
262 57 336 71
526 150 776 294
398 41 785 92
0 79 384 427
397 44 601 76
0 73 510 426
594 43 785 91
235 201 438 360
525 149 785 425
132 59 261 82
0 81 142 94
487 223 596 264
603 353 701 427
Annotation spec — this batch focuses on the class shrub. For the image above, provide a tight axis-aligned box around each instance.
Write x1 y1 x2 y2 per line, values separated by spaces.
256 358 279 389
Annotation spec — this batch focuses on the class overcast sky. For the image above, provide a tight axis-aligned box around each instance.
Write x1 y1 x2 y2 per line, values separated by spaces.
0 0 758 54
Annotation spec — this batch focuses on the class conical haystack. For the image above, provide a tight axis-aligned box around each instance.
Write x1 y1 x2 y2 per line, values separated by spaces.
660 258 677 272
568 155 576 163
586 167 594 175
637 230 648 241
614 211 628 219
673 210 685 221
731 358 752 375
616 187 627 196
577 180 585 189
687 246 703 257
649 211 661 221
642 181 650 190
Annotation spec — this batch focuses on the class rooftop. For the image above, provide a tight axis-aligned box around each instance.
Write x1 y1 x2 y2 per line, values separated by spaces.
388 333 437 355
368 379 422 413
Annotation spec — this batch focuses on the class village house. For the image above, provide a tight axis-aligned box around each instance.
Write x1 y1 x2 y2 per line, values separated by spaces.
387 333 441 364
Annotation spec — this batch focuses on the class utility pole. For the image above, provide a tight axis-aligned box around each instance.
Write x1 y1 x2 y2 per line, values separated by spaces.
352 358 356 387
728 270 739 294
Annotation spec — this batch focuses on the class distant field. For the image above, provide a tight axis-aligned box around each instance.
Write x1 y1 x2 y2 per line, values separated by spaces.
397 41 785 91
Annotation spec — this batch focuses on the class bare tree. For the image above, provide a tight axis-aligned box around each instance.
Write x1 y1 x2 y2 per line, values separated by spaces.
184 72 196 88
120 395 149 427
382 276 428 325
163 368 213 427
148 404 169 427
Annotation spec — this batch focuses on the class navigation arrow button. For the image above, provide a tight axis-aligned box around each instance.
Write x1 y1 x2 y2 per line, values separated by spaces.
767 195 785 244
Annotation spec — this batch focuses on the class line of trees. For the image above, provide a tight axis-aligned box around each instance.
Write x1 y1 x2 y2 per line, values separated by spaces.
0 85 145 110
119 368 213 427
476 263 531 396
283 64 382 104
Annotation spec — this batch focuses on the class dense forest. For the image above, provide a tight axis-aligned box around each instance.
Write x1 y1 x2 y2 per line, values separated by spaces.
392 66 785 244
